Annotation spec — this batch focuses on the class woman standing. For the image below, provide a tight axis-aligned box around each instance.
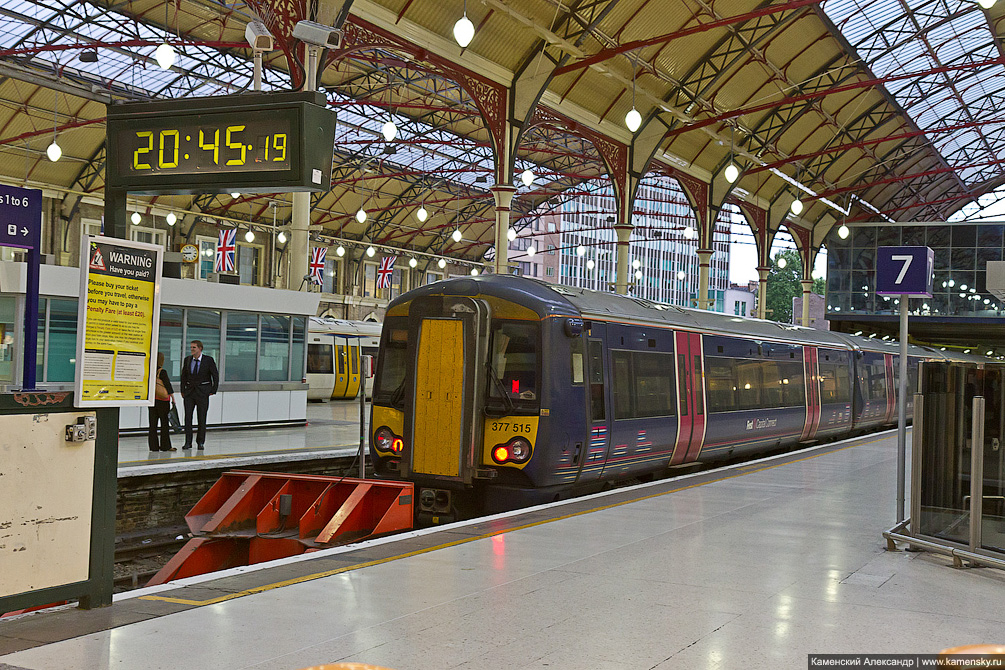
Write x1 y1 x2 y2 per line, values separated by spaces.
149 352 176 452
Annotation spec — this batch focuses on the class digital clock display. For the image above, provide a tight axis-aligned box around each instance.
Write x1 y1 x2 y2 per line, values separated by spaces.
106 92 336 195
115 109 293 177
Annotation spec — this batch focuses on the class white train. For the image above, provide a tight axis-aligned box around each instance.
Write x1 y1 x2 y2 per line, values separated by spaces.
307 317 382 401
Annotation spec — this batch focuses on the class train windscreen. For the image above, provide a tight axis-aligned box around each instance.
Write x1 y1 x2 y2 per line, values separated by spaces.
307 344 333 374
373 320 408 405
487 321 539 410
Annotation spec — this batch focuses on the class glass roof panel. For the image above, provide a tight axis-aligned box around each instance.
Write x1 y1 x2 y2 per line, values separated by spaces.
821 0 1005 188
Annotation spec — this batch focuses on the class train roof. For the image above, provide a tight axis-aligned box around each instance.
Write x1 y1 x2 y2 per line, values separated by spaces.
309 317 383 336
394 275 977 361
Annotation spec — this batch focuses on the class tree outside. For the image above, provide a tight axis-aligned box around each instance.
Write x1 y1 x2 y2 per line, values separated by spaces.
764 248 825 323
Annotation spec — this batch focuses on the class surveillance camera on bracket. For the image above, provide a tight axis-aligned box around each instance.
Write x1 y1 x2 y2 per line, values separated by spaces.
292 20 342 49
245 21 274 52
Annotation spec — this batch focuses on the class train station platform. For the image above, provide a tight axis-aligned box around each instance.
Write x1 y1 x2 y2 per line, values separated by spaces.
2 429 1003 669
116 400 368 475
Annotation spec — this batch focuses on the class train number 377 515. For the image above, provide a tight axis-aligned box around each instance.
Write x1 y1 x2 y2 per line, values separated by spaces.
491 421 533 433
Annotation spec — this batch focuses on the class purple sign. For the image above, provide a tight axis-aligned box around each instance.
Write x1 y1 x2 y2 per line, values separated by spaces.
0 184 42 250
876 246 934 297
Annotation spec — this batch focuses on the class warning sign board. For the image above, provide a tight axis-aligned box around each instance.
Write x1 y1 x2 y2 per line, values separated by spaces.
75 236 162 407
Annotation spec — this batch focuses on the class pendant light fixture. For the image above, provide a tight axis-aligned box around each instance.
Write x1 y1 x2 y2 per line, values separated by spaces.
438 258 447 269
507 228 517 242
521 168 534 187
245 229 255 243
453 0 475 47
625 51 642 133
155 0 176 70
166 212 177 226
131 212 141 225
409 257 418 268
417 205 428 222
336 245 345 257
46 90 61 162
366 245 376 257
790 197 804 216
724 127 739 183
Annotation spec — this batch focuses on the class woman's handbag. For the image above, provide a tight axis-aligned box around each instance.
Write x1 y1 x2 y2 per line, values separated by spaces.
155 368 170 402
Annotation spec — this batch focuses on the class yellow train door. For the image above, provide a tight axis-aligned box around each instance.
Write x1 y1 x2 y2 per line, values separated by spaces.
411 318 465 477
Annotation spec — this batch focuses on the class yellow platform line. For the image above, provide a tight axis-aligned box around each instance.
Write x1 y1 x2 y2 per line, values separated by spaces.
140 434 885 607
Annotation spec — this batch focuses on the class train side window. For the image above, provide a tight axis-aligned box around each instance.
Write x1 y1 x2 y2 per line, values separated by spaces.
571 337 585 385
705 356 737 413
819 352 852 404
612 350 633 419
350 346 358 374
779 360 805 407
633 352 675 418
336 345 346 375
307 344 334 374
588 340 605 421
736 361 762 410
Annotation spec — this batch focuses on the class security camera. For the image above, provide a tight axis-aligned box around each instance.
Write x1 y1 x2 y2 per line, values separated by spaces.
292 20 342 49
245 21 274 52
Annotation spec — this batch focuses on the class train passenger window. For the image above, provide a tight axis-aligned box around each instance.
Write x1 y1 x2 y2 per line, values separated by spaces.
488 321 539 403
571 337 584 385
612 351 632 419
307 344 333 374
779 361 805 407
336 345 346 375
705 357 737 413
819 352 852 404
350 346 358 374
736 361 762 410
634 352 675 418
373 325 408 403
761 362 784 408
589 340 605 421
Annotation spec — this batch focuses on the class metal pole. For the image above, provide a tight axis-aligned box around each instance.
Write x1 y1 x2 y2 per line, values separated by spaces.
896 294 909 522
359 344 366 480
970 395 985 551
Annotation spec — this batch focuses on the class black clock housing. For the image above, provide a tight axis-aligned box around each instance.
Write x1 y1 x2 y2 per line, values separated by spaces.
106 91 336 194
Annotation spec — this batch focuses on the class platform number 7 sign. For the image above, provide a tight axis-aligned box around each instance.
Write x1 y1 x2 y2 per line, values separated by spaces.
876 246 934 298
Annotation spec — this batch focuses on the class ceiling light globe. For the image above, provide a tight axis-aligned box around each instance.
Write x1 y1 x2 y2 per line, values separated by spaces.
520 169 534 187
452 229 462 242
576 245 586 256
244 230 255 243
335 245 345 257
417 206 428 222
724 163 739 183
632 259 641 270
409 257 418 268
625 107 642 133
470 268 479 276
683 226 695 239
777 257 787 269
526 246 536 257
453 14 475 47
838 224 850 239
978 0 996 8
277 232 286 244
790 199 803 216
166 212 177 226
154 42 176 70
586 259 595 270
677 270 686 281
46 141 62 162
356 209 367 224
381 120 398 142
130 212 141 225
230 192 240 199
366 246 376 257
634 270 643 280
507 228 517 241
438 258 446 269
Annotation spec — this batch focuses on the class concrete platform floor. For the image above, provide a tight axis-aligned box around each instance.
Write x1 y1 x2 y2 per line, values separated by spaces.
3 429 1004 669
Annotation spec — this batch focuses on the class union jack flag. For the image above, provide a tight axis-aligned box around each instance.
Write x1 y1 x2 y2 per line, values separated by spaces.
376 255 396 289
215 228 236 273
309 246 327 285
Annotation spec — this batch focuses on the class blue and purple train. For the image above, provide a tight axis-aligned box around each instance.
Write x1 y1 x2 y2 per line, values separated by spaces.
370 274 965 522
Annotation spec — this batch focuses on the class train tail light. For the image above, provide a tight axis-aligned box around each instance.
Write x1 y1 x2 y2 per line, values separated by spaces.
375 426 394 452
492 437 532 465
391 437 404 453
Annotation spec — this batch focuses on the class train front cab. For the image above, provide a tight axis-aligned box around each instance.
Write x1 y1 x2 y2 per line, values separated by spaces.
370 290 575 521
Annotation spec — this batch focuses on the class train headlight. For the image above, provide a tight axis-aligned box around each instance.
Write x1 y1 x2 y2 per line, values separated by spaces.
391 437 404 453
375 426 394 452
492 437 532 464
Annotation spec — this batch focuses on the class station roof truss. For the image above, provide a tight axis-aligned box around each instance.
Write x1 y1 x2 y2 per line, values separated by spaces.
2 0 1005 266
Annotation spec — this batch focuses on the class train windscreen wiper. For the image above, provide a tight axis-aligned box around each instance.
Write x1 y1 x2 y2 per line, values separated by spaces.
389 380 407 410
485 363 516 417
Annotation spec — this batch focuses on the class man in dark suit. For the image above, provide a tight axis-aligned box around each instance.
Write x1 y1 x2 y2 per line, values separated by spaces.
180 339 219 450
